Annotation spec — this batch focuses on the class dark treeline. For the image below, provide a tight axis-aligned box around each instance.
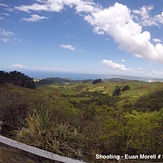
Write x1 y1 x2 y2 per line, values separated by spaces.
92 78 102 84
0 70 35 89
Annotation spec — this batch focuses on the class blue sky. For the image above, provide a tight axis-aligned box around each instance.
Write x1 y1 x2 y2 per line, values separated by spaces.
0 0 163 78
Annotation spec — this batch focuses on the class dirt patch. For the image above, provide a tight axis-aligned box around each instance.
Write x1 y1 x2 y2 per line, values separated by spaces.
0 143 57 163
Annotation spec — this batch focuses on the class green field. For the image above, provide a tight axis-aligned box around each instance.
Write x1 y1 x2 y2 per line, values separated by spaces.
40 81 163 109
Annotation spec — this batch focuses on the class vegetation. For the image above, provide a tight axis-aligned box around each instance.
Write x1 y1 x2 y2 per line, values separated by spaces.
92 79 102 84
134 90 163 111
0 89 29 129
0 73 163 162
122 85 130 91
0 71 35 89
112 86 121 96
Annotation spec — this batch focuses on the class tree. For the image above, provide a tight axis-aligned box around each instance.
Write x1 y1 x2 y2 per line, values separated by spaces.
92 79 102 84
0 71 9 84
122 85 130 91
112 86 120 96
124 110 163 154
0 70 35 89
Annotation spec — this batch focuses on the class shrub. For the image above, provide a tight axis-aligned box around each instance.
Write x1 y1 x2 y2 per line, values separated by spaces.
122 85 130 91
112 86 120 96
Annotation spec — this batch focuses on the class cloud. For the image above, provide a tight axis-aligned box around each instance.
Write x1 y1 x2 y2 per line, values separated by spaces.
12 64 26 69
132 5 157 26
1 38 8 42
132 5 163 27
121 59 126 63
60 44 75 51
15 0 99 13
153 38 162 43
1 13 10 16
0 3 8 7
0 28 14 37
0 28 14 43
11 64 58 71
155 13 163 25
15 3 50 12
135 67 163 77
22 14 47 22
101 59 132 71
0 28 22 43
15 1 163 63
11 64 70 72
84 3 163 63
133 5 153 19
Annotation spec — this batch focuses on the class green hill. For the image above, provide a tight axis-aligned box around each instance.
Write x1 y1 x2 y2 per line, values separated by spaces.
0 79 163 162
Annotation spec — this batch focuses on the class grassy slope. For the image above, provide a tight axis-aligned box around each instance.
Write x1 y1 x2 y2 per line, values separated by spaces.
39 81 163 109
2 80 162 104
1 81 163 161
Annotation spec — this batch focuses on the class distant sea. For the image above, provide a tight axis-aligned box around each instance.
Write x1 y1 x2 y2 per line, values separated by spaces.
22 71 163 82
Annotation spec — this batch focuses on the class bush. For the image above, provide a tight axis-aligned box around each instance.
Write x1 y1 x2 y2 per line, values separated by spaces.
92 79 102 84
134 90 163 111
112 86 120 96
0 88 29 128
122 85 130 91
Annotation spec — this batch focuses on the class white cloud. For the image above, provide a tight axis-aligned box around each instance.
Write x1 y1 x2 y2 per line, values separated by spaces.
101 59 132 71
15 1 163 63
132 5 163 27
60 44 75 51
15 3 49 12
1 38 8 42
133 6 152 19
1 13 10 16
15 0 99 13
136 67 163 77
153 38 162 43
14 38 22 43
12 64 26 69
132 5 157 26
75 1 100 13
0 28 15 43
0 28 22 43
151 70 160 75
11 64 72 72
12 64 59 71
22 14 47 22
84 3 163 63
0 3 8 7
155 13 163 25
0 28 14 37
121 59 126 63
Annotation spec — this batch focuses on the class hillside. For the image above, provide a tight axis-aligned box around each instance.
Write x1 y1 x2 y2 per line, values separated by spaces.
36 77 93 87
0 78 163 162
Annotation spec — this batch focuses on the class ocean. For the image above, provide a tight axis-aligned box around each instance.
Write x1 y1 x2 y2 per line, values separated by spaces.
22 70 163 82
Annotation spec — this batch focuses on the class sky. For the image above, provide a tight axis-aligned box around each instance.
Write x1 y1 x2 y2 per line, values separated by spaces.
0 0 163 78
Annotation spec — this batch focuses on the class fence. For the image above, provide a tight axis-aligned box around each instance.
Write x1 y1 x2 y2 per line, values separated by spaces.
0 135 85 163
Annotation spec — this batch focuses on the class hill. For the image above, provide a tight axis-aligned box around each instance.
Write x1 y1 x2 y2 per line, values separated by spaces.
37 77 93 86
0 79 163 162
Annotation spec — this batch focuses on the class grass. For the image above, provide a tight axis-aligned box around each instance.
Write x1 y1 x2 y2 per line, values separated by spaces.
36 81 163 111
39 80 163 101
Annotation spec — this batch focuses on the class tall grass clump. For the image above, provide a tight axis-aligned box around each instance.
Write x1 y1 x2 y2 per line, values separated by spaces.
14 97 85 159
